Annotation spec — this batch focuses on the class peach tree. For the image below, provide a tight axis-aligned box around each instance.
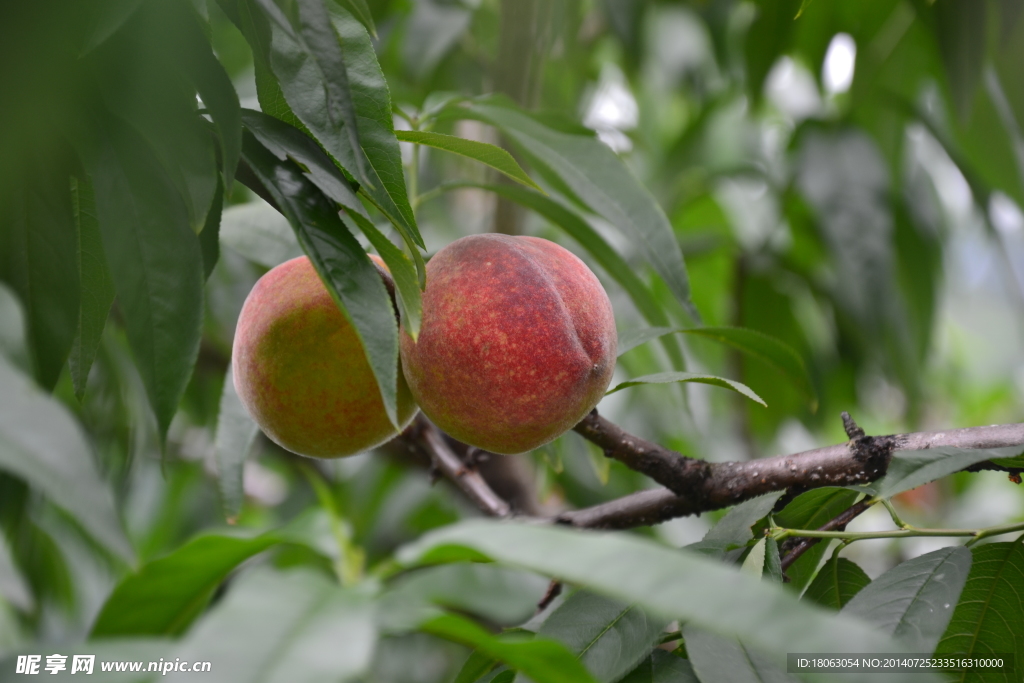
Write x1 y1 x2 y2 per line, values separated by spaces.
1 0 1024 681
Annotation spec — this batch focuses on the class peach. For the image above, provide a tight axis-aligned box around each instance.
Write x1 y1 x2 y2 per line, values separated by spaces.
400 234 617 454
232 255 418 458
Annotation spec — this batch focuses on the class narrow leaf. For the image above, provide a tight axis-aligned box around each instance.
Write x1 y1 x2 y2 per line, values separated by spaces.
395 130 542 191
606 371 765 406
199 174 223 280
684 624 800 683
0 528 33 612
177 2 243 189
0 355 133 563
453 100 698 320
773 488 861 594
617 326 815 408
0 167 79 391
382 563 549 628
294 0 369 183
214 368 259 523
91 533 279 637
455 651 500 683
219 199 302 268
936 541 1024 666
175 567 376 683
620 651 699 683
242 110 422 336
239 131 400 427
871 446 1024 499
254 0 367 184
803 557 870 610
845 546 971 653
397 520 937 682
69 175 115 400
421 613 599 683
87 121 205 438
329 4 423 250
332 0 376 37
704 493 783 546
742 538 768 577
528 591 669 683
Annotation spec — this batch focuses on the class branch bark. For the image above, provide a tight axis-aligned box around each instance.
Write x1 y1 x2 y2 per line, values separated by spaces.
557 411 1024 529
399 414 512 518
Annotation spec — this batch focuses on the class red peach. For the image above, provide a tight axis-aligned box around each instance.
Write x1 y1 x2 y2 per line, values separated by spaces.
232 255 417 458
400 234 617 454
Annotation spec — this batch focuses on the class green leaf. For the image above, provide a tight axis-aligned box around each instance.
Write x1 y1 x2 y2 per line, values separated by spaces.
933 0 987 121
461 183 685 370
870 446 1024 499
0 528 32 612
453 100 698 320
742 538 768 577
684 624 800 683
620 651 699 683
213 368 259 523
528 591 669 683
0 167 79 391
771 488 861 593
606 371 765 406
803 557 870 610
0 354 132 563
219 199 302 268
86 120 205 439
765 538 783 583
421 613 599 683
743 0 801 103
618 327 815 408
704 493 784 546
241 109 423 336
454 651 500 683
331 0 375 37
199 174 223 280
936 541 1024 669
69 175 114 400
328 3 423 250
381 563 549 628
175 1 243 190
79 0 145 54
845 546 971 654
397 520 930 677
175 567 376 683
254 0 368 184
91 532 279 637
239 130 401 427
395 131 542 191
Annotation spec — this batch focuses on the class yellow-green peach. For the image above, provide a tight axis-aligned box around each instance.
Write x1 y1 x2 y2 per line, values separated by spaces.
232 255 417 458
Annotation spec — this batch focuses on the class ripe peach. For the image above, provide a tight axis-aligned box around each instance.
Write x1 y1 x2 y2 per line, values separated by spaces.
232 255 418 458
400 234 617 454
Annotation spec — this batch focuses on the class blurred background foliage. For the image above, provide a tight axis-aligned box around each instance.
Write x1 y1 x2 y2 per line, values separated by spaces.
2 0 1024 678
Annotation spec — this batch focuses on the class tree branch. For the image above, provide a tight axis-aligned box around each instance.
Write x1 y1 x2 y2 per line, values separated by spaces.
399 415 512 518
557 411 1024 529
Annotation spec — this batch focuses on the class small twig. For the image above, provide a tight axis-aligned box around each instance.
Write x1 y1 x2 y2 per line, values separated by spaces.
535 580 562 613
841 411 865 439
779 501 871 572
403 415 512 518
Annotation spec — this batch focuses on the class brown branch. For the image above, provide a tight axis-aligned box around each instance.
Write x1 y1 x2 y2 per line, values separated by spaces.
558 411 1024 529
399 415 512 518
